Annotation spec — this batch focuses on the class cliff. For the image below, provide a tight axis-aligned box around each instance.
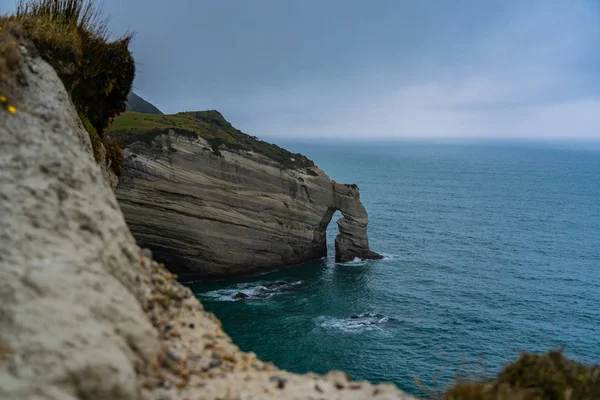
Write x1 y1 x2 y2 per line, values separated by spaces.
0 29 413 400
109 113 382 279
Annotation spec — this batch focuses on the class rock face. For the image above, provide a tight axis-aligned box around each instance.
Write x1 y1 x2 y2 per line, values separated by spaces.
117 131 382 279
0 46 159 400
0 42 414 400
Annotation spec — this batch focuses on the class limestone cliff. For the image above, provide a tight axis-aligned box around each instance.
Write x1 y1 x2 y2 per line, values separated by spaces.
0 38 414 400
113 118 382 279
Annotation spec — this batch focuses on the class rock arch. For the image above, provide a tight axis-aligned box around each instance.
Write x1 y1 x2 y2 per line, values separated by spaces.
316 182 383 262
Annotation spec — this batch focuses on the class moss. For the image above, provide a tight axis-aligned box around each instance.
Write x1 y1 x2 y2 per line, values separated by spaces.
103 137 124 176
444 350 600 400
79 112 101 163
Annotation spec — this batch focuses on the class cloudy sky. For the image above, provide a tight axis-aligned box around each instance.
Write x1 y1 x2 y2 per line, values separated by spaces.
3 0 600 140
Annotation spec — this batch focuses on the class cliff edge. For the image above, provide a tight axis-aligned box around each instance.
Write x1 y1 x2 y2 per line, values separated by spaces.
109 112 382 279
0 22 412 400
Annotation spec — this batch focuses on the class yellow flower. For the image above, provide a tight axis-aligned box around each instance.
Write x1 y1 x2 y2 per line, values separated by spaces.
7 105 16 114
0 95 6 103
11 41 16 46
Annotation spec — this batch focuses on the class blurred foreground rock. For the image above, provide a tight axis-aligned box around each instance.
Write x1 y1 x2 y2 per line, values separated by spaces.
0 42 414 399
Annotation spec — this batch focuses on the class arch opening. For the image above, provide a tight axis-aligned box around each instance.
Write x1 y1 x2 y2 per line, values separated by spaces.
313 206 344 261
325 210 344 261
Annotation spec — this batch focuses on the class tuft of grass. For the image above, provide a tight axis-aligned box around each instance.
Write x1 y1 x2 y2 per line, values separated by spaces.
16 0 106 31
444 350 600 400
107 110 315 169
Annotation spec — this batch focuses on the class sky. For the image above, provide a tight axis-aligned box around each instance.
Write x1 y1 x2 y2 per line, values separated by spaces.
2 0 600 141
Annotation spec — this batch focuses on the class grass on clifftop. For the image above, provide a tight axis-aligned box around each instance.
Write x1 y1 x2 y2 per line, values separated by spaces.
1 0 132 175
12 0 134 134
107 110 316 169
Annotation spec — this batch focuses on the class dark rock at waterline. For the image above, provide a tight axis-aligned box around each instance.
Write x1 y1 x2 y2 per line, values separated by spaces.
233 292 250 300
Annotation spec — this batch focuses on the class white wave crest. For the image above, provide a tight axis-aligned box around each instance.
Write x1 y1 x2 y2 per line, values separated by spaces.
199 280 302 302
314 312 397 333
335 257 368 267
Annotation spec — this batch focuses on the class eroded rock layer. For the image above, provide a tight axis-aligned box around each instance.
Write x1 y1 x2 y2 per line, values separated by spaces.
117 132 382 279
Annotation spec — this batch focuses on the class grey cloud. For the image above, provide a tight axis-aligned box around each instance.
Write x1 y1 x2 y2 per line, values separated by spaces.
1 0 599 140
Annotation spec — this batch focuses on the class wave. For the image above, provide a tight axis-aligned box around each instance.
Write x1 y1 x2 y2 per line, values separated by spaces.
315 312 399 333
335 257 368 267
334 254 396 266
199 280 302 302
380 253 397 261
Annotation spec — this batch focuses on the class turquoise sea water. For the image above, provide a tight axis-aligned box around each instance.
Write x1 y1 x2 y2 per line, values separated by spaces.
186 141 600 396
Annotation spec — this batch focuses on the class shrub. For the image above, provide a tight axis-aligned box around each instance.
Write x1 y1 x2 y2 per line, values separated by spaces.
13 0 135 135
444 350 600 400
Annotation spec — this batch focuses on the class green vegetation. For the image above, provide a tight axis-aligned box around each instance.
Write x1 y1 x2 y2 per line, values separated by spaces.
12 0 134 134
108 110 315 169
344 183 359 190
441 350 600 400
108 111 204 134
78 111 101 162
2 0 132 175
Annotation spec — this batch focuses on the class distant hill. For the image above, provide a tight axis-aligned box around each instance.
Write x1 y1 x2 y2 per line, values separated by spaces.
126 92 162 114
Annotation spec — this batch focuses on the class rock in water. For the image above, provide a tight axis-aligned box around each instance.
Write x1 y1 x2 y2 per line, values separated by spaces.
332 182 385 263
233 292 250 300
116 129 381 279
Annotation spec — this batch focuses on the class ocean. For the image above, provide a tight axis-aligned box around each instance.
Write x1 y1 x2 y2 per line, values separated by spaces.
186 141 600 396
